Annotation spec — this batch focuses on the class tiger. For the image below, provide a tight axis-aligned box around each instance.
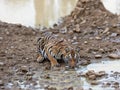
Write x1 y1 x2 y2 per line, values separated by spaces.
37 33 80 68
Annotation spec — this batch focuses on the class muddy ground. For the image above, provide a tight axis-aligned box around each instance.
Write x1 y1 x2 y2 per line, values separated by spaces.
0 0 120 90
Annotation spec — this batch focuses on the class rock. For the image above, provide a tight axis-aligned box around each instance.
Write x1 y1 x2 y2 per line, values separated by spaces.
86 70 95 76
108 54 120 59
20 66 29 73
95 36 101 40
80 60 90 66
0 37 3 40
90 81 99 85
68 86 73 90
113 82 119 88
26 72 34 76
99 48 104 53
25 76 32 80
88 74 96 80
43 74 50 79
0 80 4 86
103 27 109 34
0 62 4 66
96 71 106 77
73 36 77 40
59 27 67 34
84 41 88 44
111 33 118 37
95 54 102 58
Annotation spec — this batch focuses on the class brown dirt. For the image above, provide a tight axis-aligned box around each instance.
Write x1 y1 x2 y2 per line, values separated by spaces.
0 0 120 90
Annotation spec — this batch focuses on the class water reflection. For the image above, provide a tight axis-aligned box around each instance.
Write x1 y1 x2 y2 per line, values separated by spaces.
34 0 77 27
0 0 35 27
101 0 120 15
0 0 77 27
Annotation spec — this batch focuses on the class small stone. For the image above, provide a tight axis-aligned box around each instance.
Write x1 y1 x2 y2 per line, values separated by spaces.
103 27 109 34
88 74 96 80
111 33 118 37
6 31 10 35
95 54 102 58
0 80 4 86
113 82 119 88
68 86 73 90
91 81 99 85
99 48 104 52
26 72 33 76
0 37 3 40
0 62 4 66
43 74 50 79
68 30 73 34
73 24 81 33
95 36 101 40
86 70 95 76
73 36 77 40
20 66 29 73
26 76 32 80
10 46 14 49
108 54 120 59
84 41 88 44
97 71 106 77
59 27 67 34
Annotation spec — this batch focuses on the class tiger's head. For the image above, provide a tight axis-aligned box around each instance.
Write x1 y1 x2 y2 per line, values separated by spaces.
63 48 80 68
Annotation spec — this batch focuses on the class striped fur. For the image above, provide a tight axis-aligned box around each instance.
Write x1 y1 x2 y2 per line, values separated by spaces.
37 33 80 68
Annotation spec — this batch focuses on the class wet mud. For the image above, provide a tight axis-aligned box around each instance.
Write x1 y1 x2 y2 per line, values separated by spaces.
0 0 120 90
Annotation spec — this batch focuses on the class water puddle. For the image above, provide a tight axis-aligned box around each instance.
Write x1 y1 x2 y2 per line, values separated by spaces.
101 0 120 15
5 59 120 90
77 59 120 90
0 0 77 27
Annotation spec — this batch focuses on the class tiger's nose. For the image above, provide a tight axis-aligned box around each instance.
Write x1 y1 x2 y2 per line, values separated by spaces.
69 59 75 68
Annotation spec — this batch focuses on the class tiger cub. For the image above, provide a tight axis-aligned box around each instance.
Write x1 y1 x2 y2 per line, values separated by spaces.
37 34 80 68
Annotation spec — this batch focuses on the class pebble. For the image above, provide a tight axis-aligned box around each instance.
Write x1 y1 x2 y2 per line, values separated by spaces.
26 72 33 76
88 74 96 80
86 70 95 76
0 80 4 86
84 41 88 44
111 33 118 37
113 82 119 88
0 62 4 66
90 81 99 85
97 71 106 77
95 54 102 58
95 36 101 40
103 27 109 34
0 37 3 40
108 54 120 59
68 86 73 90
59 27 67 34
73 36 77 40
20 66 29 73
6 31 10 35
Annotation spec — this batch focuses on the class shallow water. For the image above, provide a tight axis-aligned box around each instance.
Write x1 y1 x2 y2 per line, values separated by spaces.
101 0 120 15
77 59 120 90
0 0 77 27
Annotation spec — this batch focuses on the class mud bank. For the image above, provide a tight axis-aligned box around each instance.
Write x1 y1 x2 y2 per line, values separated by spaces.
0 0 120 90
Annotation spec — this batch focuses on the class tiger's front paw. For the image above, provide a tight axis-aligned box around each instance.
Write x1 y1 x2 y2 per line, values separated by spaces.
37 54 44 63
51 62 60 67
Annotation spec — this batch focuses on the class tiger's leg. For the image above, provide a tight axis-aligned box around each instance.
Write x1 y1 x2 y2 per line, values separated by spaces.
37 53 44 63
47 52 59 68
